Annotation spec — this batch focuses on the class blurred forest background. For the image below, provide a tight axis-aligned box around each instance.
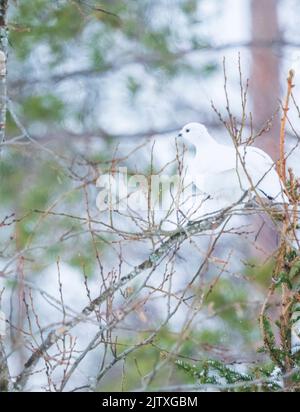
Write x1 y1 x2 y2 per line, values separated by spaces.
1 0 300 392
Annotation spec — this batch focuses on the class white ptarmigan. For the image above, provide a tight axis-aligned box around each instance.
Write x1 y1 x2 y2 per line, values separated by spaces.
177 122 288 214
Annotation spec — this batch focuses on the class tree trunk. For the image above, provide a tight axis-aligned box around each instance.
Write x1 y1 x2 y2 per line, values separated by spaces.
0 0 7 146
0 0 9 392
250 0 281 161
250 0 281 254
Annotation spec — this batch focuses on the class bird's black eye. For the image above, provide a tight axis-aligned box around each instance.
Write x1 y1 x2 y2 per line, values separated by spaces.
186 128 190 133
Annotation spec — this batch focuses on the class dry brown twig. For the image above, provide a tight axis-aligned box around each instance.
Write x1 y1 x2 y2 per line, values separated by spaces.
278 69 295 183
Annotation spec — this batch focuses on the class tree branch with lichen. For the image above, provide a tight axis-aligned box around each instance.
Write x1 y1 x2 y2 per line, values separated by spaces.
14 201 238 391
